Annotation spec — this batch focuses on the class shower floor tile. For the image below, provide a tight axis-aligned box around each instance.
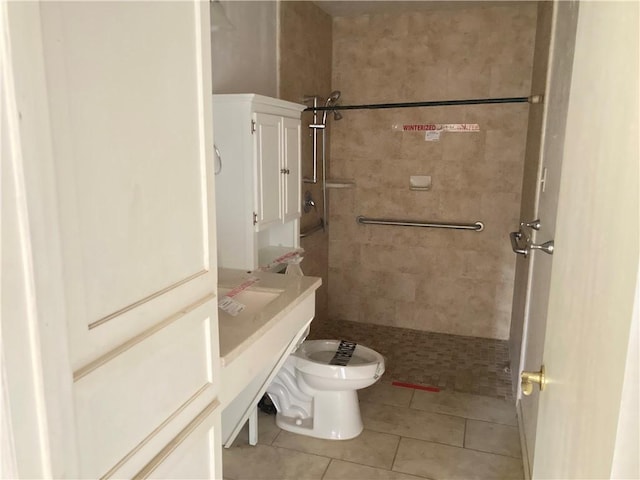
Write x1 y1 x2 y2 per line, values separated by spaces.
308 319 514 400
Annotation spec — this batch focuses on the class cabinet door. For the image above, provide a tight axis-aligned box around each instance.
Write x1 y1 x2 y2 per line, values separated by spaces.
254 112 283 229
282 116 301 222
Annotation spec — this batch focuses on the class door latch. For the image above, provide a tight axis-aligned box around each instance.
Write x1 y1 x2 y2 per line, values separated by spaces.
510 221 554 257
529 240 554 255
521 366 546 396
510 230 529 257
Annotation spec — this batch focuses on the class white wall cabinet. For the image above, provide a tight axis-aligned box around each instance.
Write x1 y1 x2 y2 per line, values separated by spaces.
213 94 305 271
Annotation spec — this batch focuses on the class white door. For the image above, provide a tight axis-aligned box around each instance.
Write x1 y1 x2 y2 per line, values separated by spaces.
518 1 580 472
531 2 639 476
519 1 639 477
2 2 222 478
282 116 301 223
254 112 282 229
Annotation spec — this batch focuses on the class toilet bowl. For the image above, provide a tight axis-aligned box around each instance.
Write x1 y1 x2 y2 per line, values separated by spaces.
266 339 385 440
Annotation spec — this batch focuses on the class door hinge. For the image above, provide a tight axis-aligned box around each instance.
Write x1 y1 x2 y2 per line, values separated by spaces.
251 120 256 134
253 212 258 225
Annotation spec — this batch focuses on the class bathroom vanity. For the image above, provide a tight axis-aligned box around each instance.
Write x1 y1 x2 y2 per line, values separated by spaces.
217 268 321 447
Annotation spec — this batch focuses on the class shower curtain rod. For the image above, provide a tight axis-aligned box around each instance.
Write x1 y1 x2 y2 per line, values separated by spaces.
305 95 541 112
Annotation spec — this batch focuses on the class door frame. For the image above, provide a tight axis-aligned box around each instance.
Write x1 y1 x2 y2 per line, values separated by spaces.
1 1 78 476
515 1 580 474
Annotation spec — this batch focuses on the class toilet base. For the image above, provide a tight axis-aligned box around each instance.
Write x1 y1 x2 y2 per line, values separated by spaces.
274 389 364 440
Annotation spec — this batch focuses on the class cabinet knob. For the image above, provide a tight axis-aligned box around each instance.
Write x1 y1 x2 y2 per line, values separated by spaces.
280 168 290 175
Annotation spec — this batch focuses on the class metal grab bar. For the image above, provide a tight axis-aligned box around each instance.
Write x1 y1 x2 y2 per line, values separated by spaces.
356 216 484 232
300 219 325 238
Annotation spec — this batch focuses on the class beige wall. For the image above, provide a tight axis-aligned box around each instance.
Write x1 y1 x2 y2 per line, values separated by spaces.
279 1 332 324
211 1 278 96
328 4 537 339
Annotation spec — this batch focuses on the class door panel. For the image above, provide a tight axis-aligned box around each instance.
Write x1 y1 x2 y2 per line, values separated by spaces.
254 112 282 229
44 1 207 322
39 1 218 368
138 401 222 480
532 2 639 476
4 1 222 477
282 117 301 222
73 298 217 478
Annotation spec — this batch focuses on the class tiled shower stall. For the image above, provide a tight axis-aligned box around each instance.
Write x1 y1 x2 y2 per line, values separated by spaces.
279 1 537 349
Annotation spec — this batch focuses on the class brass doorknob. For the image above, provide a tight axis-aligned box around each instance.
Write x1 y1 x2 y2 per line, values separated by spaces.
521 365 546 396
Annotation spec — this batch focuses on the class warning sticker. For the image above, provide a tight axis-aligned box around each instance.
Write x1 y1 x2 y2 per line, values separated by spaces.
392 123 480 132
439 123 480 132
329 340 358 366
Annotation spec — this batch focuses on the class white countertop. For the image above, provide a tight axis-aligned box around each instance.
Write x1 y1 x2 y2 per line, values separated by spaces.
218 268 322 366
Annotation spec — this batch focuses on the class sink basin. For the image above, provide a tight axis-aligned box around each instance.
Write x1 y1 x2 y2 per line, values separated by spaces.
218 287 282 316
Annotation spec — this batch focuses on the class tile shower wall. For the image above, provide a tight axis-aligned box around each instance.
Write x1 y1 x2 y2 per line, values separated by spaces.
328 4 537 339
279 1 332 323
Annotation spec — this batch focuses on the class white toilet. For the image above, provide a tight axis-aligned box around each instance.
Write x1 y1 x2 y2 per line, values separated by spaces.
266 339 385 440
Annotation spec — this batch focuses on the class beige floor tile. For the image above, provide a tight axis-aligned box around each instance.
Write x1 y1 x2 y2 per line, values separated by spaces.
223 444 329 480
410 390 517 426
231 411 282 447
361 401 465 447
464 420 521 458
323 459 429 480
393 437 523 480
359 381 415 407
273 429 400 469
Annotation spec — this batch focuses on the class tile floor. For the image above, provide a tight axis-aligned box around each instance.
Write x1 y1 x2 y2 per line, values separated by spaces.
309 319 514 400
223 381 523 480
223 320 523 480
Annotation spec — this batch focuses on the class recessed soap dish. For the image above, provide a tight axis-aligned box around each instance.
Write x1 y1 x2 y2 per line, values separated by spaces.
410 175 432 191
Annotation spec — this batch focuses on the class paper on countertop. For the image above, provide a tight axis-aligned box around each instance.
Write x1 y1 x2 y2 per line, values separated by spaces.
218 296 245 316
218 275 260 316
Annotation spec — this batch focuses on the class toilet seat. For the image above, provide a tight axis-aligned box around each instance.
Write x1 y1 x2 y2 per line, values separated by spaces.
292 340 385 381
